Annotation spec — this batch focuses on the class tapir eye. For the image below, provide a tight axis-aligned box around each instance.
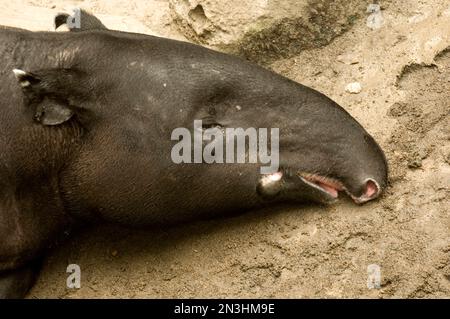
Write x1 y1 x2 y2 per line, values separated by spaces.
200 116 223 131
202 122 222 130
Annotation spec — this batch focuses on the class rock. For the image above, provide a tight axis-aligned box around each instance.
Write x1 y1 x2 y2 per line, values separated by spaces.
169 0 308 47
169 0 369 64
345 82 362 94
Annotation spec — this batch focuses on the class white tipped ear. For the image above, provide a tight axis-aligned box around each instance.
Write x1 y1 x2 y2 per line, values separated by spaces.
12 69 33 87
13 68 27 78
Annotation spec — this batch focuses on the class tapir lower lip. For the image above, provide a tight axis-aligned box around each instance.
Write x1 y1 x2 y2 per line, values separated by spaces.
298 172 344 201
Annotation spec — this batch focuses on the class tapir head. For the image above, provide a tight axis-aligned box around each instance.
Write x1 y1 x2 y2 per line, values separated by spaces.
12 30 387 207
177 67 389 205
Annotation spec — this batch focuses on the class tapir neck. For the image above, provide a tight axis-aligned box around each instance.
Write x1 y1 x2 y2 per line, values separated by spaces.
2 120 84 181
0 28 85 178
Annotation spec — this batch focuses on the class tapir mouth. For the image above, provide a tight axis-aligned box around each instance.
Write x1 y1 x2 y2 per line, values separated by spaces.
298 172 381 204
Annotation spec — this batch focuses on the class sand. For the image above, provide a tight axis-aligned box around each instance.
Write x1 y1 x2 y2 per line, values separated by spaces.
1 0 448 298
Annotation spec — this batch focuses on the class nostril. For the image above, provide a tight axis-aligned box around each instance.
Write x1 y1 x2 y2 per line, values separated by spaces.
364 179 379 198
350 179 381 204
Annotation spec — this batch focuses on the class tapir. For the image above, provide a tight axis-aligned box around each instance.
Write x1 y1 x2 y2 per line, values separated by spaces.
0 10 388 298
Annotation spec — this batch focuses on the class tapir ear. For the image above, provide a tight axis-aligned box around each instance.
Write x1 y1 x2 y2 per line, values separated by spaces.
54 13 70 30
54 9 108 32
12 69 40 87
34 99 74 126
13 68 78 126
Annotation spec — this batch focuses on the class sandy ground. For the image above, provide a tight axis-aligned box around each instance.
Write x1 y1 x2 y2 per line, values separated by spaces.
1 0 449 298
